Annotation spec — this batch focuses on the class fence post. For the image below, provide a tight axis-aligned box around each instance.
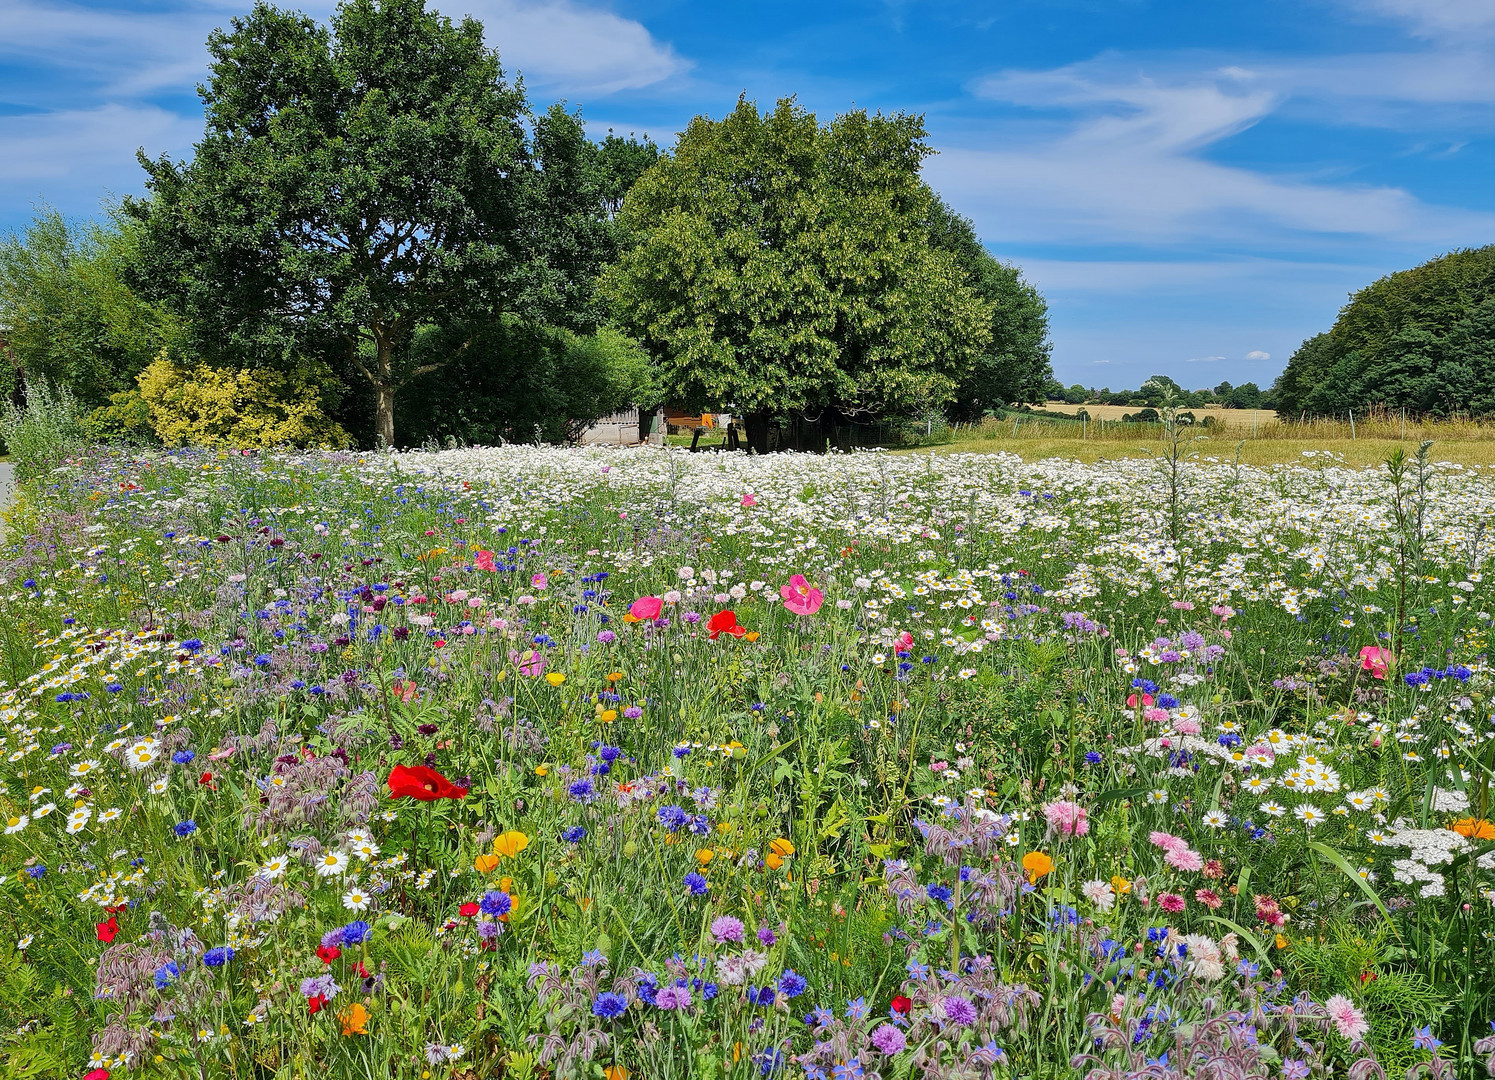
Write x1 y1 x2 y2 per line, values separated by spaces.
1349 410 1356 440
1401 407 1405 440
1253 410 1258 438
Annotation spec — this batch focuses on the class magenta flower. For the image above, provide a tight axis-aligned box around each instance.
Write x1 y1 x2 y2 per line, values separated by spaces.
780 574 824 616
1157 892 1186 913
869 1024 906 1055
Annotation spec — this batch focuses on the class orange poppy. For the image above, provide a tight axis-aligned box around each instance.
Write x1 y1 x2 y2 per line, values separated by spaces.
1022 851 1054 885
1451 817 1495 840
339 1002 370 1036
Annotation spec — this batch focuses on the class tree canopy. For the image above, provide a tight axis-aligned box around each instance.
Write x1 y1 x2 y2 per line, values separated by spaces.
1273 245 1495 417
923 198 1052 420
126 0 611 446
600 96 993 452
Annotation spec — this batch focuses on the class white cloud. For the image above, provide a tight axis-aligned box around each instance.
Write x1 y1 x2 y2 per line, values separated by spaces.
1187 355 1225 363
456 0 686 93
927 60 1495 248
1245 350 1271 361
1341 0 1495 40
0 104 199 183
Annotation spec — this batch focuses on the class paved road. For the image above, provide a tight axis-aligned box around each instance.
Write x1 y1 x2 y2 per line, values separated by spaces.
0 463 13 540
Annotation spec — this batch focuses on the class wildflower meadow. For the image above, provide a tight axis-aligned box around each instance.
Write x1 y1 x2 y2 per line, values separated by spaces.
3 441 1495 1080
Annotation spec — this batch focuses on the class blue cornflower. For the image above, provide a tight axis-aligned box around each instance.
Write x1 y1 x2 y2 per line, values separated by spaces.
658 805 689 832
173 820 197 838
672 744 691 759
172 750 196 765
778 970 808 998
592 992 628 1019
24 866 45 880
341 920 371 945
1084 751 1103 764
203 946 234 968
567 779 596 802
683 872 709 897
153 961 180 989
480 891 512 917
562 826 586 843
926 884 953 904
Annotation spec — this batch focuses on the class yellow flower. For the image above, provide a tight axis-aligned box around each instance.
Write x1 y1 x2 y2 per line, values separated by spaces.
695 848 714 866
474 853 499 875
339 1002 369 1036
607 671 624 682
535 765 550 777
765 852 785 871
545 672 566 687
493 831 530 859
499 876 514 892
769 837 795 857
599 709 617 723
1110 875 1132 895
1274 933 1290 950
1022 851 1054 885
604 1067 630 1080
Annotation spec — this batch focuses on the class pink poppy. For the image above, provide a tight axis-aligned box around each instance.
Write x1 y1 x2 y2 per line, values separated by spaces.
511 649 546 677
1126 692 1155 708
894 631 914 654
473 549 496 572
780 574 824 616
741 493 758 507
1359 645 1392 680
629 596 663 621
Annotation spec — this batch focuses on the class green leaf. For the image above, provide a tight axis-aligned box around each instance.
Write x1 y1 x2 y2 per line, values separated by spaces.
1308 840 1398 934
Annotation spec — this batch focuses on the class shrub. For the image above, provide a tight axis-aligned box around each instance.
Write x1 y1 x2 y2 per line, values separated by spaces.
134 354 351 448
0 379 87 480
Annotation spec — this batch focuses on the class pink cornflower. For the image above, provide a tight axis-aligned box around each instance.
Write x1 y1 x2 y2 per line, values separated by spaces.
741 493 758 507
1043 799 1090 839
1158 892 1186 914
1324 995 1369 1041
1165 847 1205 872
1194 888 1223 910
1149 831 1188 854
1144 707 1170 724
1173 719 1202 735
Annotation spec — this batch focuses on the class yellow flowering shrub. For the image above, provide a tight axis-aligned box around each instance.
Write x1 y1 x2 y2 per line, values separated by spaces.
133 352 351 449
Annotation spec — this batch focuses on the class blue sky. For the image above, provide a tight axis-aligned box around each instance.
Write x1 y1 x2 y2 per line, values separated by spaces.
3 0 1493 390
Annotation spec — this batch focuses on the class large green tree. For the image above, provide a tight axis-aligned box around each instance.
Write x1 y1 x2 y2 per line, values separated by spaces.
0 210 182 407
128 0 607 446
924 198 1052 420
600 96 992 452
1273 246 1495 417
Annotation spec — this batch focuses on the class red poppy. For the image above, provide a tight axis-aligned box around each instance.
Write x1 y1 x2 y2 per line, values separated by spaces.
387 763 467 801
707 610 746 640
891 995 912 1016
459 902 480 917
308 994 327 1014
317 944 342 964
96 916 119 943
83 1071 110 1080
198 771 216 789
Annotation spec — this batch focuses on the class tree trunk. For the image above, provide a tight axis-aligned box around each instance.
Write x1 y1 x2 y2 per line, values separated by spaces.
744 411 771 455
375 384 396 448
819 407 839 453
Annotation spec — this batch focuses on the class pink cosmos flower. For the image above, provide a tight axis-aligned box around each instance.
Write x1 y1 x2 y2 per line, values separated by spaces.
531 573 548 590
629 596 663 621
1324 995 1369 1041
473 549 496 572
1043 800 1090 839
1359 645 1392 680
1158 892 1186 914
780 574 824 616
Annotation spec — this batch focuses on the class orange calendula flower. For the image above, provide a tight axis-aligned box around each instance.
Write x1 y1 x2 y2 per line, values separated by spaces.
474 853 499 874
604 1067 630 1080
1022 851 1054 884
1451 817 1495 840
493 831 530 859
339 1002 370 1036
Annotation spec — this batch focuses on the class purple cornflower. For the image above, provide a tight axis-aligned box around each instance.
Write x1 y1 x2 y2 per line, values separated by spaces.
623 706 643 719
870 1024 906 1055
567 779 596 803
654 985 692 1010
300 974 340 1000
757 924 777 947
710 916 745 944
942 995 977 1026
658 805 689 832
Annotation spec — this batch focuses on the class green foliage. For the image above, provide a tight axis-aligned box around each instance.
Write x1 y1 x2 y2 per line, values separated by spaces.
400 319 654 445
601 96 993 450
0 380 86 480
1273 246 1495 417
0 210 182 408
925 197 1052 419
134 354 351 448
127 0 610 447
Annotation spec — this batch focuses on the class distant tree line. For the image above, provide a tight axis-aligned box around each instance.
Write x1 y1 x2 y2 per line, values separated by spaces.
1040 374 1270 411
0 0 1051 450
